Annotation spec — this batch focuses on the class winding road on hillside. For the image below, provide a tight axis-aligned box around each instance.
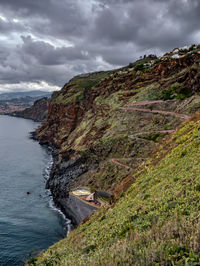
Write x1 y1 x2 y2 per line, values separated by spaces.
129 130 175 137
111 158 133 169
122 100 191 120
110 101 191 170
121 107 191 119
127 100 170 107
111 100 190 170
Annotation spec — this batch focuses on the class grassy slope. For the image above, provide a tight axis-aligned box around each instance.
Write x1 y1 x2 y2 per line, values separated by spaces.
56 55 200 192
53 71 111 105
32 54 200 265
32 111 200 265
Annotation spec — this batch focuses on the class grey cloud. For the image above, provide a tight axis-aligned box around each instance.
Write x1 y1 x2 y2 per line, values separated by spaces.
87 0 200 60
0 0 199 92
0 17 26 34
0 0 88 39
20 36 90 65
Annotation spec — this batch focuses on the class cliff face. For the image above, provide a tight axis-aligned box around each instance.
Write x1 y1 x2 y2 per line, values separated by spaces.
35 53 200 225
30 50 200 265
34 110 200 265
37 54 200 149
12 97 48 122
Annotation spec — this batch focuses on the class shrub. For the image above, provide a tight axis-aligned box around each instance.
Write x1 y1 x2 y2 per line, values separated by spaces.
134 64 144 72
160 83 192 100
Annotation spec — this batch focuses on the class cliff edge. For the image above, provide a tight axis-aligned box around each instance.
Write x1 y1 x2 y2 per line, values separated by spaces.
29 47 200 264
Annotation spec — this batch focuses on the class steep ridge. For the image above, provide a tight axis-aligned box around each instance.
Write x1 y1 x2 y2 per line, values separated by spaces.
27 48 200 264
33 110 200 265
35 53 200 223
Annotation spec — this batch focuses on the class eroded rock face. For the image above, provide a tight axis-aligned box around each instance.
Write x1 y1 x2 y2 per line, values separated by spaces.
46 152 90 225
46 154 87 196
35 53 200 224
37 54 200 148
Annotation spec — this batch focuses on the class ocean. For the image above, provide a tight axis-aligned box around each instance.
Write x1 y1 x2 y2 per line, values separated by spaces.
0 115 69 265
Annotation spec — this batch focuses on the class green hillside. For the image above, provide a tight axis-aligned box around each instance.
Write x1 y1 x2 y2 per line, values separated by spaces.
29 49 200 265
31 111 200 265
36 52 200 193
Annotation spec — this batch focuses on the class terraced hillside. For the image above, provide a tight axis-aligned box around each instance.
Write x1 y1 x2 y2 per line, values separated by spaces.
31 50 200 265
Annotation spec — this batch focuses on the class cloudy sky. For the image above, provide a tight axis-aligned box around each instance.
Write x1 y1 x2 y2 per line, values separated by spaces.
0 0 199 92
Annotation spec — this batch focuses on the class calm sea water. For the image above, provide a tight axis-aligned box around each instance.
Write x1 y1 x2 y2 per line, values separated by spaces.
0 115 69 266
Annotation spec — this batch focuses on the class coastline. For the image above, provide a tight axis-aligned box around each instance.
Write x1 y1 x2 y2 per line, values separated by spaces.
43 152 72 233
48 196 72 235
30 131 97 227
0 113 43 123
4 113 44 122
0 115 68 266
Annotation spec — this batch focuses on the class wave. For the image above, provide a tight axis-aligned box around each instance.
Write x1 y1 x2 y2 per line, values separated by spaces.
49 197 72 234
44 157 53 180
43 154 72 235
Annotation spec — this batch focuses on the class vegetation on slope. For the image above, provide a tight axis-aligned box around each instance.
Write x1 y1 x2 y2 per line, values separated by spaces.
37 53 200 193
31 50 200 265
53 71 111 105
31 111 200 265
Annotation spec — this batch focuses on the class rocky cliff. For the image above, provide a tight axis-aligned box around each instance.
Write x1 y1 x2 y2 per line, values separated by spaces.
33 110 200 265
29 48 200 265
36 53 200 207
12 97 48 122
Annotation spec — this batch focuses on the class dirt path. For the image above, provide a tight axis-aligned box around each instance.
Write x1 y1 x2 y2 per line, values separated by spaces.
129 130 175 137
127 100 167 107
121 107 191 120
111 158 133 169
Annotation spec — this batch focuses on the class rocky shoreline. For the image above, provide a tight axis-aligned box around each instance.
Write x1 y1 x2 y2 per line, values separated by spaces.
30 132 97 226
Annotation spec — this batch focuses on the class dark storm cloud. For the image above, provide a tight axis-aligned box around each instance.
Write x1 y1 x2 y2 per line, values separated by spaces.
0 0 87 39
0 0 199 92
92 0 200 49
20 36 90 65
